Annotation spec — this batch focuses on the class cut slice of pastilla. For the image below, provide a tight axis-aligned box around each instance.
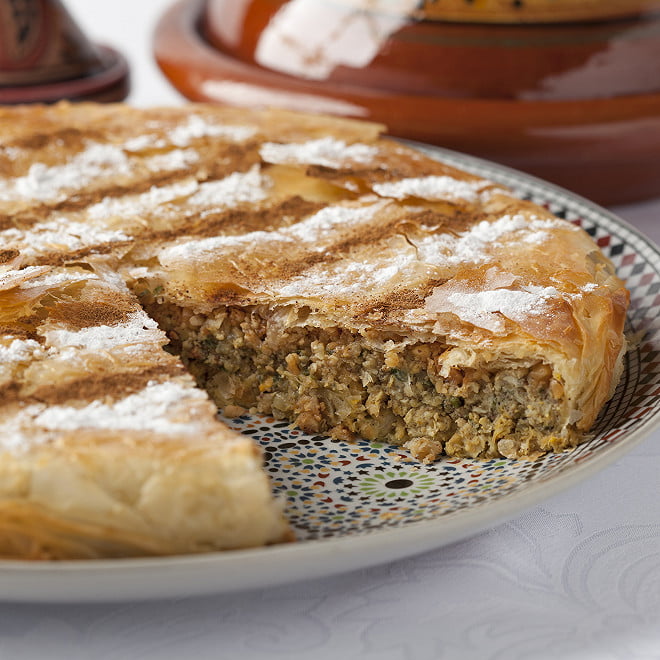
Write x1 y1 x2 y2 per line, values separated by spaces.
0 260 289 559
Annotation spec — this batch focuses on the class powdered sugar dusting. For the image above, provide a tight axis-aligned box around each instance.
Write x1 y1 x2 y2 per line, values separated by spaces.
161 207 575 302
123 116 256 152
2 219 130 257
524 231 549 245
470 215 529 241
143 148 199 172
0 338 43 364
33 381 208 435
0 266 51 291
160 199 382 264
277 247 414 299
161 230 294 263
260 138 378 168
123 134 157 152
169 115 256 146
43 310 162 352
425 278 562 333
0 145 21 161
373 175 497 203
0 143 131 202
87 179 199 221
447 287 559 332
188 165 270 207
415 214 559 267
286 200 384 246
18 269 98 290
0 421 34 452
0 141 199 205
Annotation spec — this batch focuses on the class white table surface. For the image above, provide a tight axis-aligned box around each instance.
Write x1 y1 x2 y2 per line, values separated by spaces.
4 2 660 658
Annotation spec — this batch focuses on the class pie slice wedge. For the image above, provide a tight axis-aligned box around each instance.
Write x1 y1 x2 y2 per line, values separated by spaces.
0 257 288 558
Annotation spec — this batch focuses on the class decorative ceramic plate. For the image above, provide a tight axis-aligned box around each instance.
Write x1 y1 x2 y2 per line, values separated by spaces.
2 146 659 603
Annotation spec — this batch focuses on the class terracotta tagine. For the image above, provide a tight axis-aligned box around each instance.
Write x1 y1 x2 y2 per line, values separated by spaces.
154 0 660 204
0 0 129 104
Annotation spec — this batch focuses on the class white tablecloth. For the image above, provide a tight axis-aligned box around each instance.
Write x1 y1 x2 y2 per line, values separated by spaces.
4 2 660 658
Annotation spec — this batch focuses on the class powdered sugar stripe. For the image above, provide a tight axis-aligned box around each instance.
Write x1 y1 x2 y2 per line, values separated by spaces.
43 310 163 352
0 338 43 364
87 179 199 221
441 286 559 333
1 219 130 257
0 143 131 203
187 165 270 207
168 115 257 147
87 165 267 223
18 270 99 290
0 143 202 204
260 138 378 168
143 148 200 172
32 381 209 435
123 116 256 151
161 230 295 262
285 200 386 246
0 266 50 291
160 199 384 263
373 175 500 203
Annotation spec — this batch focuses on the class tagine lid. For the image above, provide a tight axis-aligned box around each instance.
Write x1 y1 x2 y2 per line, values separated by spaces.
0 0 129 104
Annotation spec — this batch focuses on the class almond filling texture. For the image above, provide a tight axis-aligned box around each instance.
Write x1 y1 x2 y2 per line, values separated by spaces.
143 300 575 463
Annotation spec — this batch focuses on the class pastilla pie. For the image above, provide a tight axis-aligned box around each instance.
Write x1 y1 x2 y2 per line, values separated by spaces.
0 103 628 558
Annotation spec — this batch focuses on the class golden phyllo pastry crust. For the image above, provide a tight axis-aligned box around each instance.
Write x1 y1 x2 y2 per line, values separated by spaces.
0 103 628 557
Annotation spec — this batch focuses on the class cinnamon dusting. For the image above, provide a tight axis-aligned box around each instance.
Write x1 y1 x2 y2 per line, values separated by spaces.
7 128 103 152
45 300 134 331
26 364 186 407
